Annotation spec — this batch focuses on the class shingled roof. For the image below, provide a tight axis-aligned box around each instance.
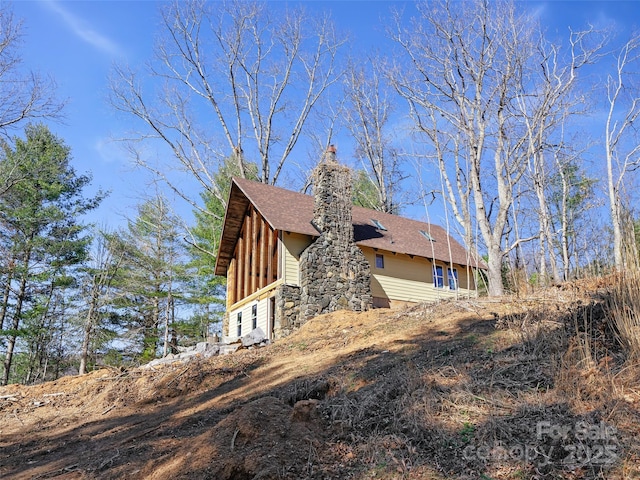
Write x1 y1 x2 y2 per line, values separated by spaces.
214 177 483 276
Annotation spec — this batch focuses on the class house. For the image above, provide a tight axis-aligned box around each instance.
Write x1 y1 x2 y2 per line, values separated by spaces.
214 149 483 341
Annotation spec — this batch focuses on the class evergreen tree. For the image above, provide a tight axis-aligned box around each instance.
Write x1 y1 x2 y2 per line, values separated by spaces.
76 230 124 375
109 196 187 363
351 169 400 214
549 160 597 279
0 124 102 384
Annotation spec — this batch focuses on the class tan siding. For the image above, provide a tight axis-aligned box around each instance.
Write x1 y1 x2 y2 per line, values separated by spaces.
281 232 312 286
455 265 476 291
374 274 455 303
361 247 476 303
370 274 387 299
363 248 432 282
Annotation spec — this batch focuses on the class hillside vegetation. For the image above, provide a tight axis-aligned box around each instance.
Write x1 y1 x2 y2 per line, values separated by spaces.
0 276 638 480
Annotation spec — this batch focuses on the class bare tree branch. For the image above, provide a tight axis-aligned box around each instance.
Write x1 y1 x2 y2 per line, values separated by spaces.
605 32 640 270
388 0 598 295
343 57 408 213
109 0 345 213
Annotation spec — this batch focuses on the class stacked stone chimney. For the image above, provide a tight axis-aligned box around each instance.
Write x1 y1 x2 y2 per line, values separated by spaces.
297 146 372 322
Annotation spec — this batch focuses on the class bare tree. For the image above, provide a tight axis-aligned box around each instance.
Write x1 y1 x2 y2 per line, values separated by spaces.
110 0 345 216
604 34 640 271
388 0 602 295
297 95 345 194
388 0 542 295
515 28 603 284
343 58 405 213
0 5 63 135
0 5 64 199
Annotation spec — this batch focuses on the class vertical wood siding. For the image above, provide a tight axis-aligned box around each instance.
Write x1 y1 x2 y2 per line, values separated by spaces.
227 205 279 305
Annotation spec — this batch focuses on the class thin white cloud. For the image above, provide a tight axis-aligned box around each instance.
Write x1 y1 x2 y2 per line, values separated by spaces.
43 0 123 57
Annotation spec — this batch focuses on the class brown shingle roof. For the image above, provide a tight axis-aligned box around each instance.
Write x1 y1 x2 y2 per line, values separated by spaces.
214 177 484 276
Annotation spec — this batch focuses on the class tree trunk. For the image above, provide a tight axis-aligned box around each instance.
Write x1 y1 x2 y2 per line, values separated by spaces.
609 176 624 270
535 175 561 284
0 267 12 331
485 244 505 297
2 274 28 385
78 286 98 375
163 291 172 358
29 282 56 384
560 168 571 280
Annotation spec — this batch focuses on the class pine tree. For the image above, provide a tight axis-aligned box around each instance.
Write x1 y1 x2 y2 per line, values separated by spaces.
109 196 187 363
0 124 102 384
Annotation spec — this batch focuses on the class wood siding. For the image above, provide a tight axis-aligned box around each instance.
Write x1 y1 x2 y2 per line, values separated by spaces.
227 204 279 307
361 247 476 303
281 232 313 286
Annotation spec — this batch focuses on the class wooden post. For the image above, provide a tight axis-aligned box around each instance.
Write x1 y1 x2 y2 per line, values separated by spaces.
227 258 236 308
273 230 280 283
236 235 244 302
259 217 267 289
243 212 251 298
268 228 276 284
251 208 259 294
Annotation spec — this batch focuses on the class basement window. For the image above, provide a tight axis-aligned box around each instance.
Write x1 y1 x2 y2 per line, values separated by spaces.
371 219 387 230
420 230 435 241
375 253 385 269
237 312 242 337
251 304 257 330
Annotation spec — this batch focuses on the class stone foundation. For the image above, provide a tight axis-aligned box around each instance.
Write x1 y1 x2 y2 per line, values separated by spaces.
274 284 301 337
221 312 230 338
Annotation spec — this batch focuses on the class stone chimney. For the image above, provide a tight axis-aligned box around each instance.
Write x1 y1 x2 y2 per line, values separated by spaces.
312 145 353 244
297 146 372 322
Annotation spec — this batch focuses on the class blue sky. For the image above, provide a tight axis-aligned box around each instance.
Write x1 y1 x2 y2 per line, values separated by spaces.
13 1 159 228
9 0 640 231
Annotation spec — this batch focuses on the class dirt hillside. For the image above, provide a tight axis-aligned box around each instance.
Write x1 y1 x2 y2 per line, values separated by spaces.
1 279 638 479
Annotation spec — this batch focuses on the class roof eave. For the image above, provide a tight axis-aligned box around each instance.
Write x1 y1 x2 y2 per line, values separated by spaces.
214 180 250 277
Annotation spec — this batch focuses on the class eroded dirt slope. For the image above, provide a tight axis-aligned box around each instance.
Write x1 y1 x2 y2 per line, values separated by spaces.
1 280 638 479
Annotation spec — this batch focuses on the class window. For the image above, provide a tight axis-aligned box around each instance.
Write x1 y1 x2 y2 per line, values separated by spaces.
419 230 435 241
237 312 242 337
433 265 444 288
448 267 458 290
371 219 387 230
375 253 385 269
251 304 258 330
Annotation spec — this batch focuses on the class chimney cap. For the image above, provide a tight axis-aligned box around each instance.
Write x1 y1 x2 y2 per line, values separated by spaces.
324 144 337 163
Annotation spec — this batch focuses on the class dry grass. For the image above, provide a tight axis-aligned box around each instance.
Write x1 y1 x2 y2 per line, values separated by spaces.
313 277 639 479
1 276 639 479
606 270 640 360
